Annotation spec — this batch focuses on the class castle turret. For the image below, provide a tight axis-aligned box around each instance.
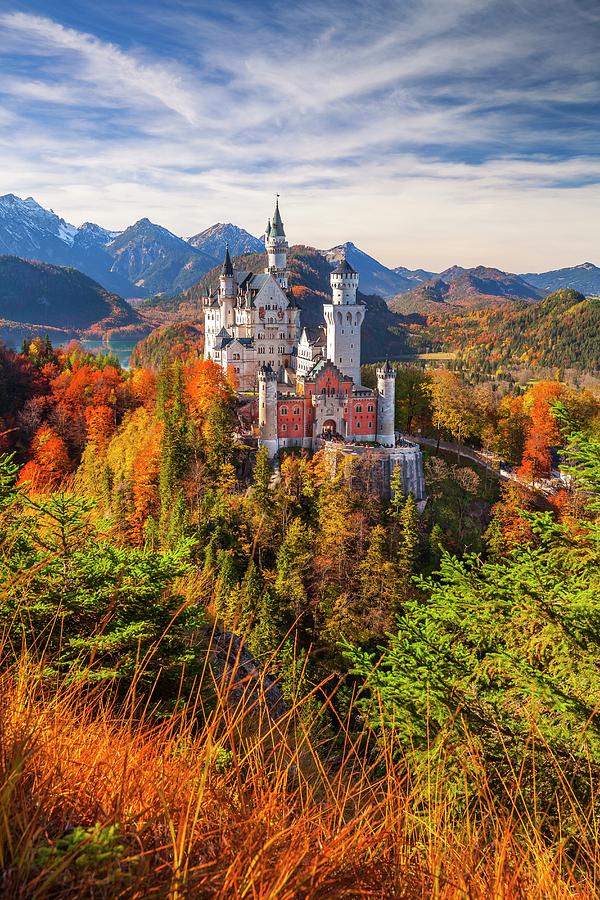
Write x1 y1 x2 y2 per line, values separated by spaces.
265 197 288 290
324 257 365 384
376 360 396 447
330 256 359 305
258 363 279 458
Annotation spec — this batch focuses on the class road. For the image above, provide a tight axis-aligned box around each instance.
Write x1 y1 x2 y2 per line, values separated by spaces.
405 434 563 495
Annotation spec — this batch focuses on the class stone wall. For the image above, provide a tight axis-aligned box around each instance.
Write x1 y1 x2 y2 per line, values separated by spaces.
321 438 426 502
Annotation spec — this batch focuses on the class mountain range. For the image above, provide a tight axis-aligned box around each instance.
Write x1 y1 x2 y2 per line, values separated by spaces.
388 266 542 316
188 222 265 258
2 193 600 307
0 195 262 299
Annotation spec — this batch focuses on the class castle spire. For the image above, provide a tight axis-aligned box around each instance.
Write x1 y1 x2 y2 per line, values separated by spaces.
221 242 233 276
270 195 285 238
265 195 288 289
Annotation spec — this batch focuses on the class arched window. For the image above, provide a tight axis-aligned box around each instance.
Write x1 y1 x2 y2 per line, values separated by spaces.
346 311 352 322
356 405 362 413
281 407 288 415
293 407 300 415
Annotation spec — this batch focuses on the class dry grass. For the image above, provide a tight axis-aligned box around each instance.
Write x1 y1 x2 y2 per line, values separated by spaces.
0 640 599 899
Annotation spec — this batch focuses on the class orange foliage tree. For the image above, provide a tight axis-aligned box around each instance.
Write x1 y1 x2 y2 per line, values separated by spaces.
84 405 115 449
50 361 127 450
518 381 563 483
18 425 71 491
184 359 233 423
130 424 163 545
130 367 157 409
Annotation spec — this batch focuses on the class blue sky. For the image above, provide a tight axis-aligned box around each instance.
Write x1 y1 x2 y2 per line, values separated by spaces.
0 0 599 270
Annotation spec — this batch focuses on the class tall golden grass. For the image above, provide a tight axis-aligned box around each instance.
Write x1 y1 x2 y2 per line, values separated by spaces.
1 629 599 900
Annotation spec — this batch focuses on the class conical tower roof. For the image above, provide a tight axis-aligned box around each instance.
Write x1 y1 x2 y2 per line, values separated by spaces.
333 256 356 275
270 197 285 238
221 242 233 276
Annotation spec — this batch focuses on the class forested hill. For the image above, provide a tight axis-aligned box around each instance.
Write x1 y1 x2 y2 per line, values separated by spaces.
415 288 600 372
142 245 413 362
0 256 148 341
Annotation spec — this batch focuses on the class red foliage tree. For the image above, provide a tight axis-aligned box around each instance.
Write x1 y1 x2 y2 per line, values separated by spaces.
518 381 563 484
184 359 233 422
85 404 115 449
18 425 71 491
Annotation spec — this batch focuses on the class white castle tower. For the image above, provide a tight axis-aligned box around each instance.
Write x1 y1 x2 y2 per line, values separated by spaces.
376 360 396 447
258 363 279 458
219 243 236 330
265 196 288 290
323 257 365 384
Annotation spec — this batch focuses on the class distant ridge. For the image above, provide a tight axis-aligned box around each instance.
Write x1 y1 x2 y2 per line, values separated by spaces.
389 266 541 315
3 192 599 302
0 255 150 345
520 262 600 296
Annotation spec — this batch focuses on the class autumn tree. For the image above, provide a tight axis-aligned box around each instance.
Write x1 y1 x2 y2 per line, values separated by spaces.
18 425 71 491
428 369 478 458
185 359 233 423
394 366 431 434
519 381 563 484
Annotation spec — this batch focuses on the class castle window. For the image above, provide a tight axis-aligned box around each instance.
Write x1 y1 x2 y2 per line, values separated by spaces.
356 405 362 413
368 422 373 428
282 423 287 432
294 424 299 431
281 407 288 415
293 407 300 415
367 404 374 412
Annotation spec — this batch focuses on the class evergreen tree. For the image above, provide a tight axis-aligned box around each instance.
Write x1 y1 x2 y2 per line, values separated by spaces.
357 524 396 613
203 397 234 475
158 363 193 544
397 493 419 577
226 560 263 632
248 588 282 661
252 445 272 509
275 517 313 620
428 522 445 569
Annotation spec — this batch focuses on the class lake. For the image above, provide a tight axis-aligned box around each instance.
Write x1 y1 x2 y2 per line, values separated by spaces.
80 339 139 368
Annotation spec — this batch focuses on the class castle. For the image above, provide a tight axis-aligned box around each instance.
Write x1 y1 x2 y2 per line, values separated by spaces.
204 199 425 500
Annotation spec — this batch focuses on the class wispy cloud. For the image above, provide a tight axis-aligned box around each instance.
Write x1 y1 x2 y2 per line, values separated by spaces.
0 12 200 123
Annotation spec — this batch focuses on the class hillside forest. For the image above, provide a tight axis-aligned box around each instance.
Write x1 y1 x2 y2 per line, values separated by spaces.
2 336 600 896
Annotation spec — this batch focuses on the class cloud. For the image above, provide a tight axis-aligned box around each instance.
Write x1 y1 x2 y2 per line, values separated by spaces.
0 0 598 270
0 12 200 123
